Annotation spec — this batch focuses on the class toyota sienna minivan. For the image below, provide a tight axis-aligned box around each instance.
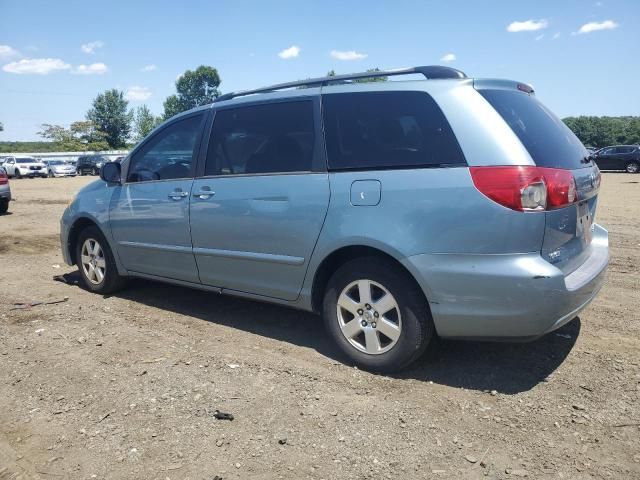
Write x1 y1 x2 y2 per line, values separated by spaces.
60 65 608 372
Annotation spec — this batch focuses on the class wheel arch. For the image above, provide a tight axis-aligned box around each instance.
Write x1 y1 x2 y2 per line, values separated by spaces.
310 244 429 314
67 216 110 265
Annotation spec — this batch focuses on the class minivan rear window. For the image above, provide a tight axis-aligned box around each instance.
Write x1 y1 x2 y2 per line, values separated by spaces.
322 91 466 171
479 89 589 169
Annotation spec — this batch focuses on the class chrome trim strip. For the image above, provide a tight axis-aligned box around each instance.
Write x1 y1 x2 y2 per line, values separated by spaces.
118 241 193 254
193 247 304 266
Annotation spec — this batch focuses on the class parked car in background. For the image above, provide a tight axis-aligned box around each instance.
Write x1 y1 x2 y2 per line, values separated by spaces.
593 145 640 173
45 159 77 177
60 65 609 372
76 155 108 175
2 156 47 178
0 166 11 213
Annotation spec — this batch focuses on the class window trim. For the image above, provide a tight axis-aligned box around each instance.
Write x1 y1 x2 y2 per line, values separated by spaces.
320 90 467 172
194 96 325 179
123 110 207 185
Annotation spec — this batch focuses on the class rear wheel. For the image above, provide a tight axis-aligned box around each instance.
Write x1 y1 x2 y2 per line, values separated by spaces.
322 257 434 373
92 167 99 175
625 161 639 174
0 200 8 214
14 168 21 179
77 169 83 176
76 226 127 294
48 170 54 178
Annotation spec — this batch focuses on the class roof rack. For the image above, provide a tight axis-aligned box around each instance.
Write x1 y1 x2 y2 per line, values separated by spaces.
214 65 467 103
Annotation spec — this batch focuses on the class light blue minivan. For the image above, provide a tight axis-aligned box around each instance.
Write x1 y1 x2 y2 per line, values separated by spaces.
60 66 608 372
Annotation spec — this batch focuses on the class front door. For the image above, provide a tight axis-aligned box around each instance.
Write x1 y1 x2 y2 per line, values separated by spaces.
190 99 329 300
109 112 206 283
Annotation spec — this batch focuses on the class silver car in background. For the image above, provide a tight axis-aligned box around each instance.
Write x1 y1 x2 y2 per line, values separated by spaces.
45 160 77 177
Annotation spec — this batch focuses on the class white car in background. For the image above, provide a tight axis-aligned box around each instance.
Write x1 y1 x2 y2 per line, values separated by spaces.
44 159 77 177
2 156 47 178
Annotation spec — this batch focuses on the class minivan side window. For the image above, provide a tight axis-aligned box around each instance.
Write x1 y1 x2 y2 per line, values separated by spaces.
204 101 315 176
322 91 466 170
127 114 203 183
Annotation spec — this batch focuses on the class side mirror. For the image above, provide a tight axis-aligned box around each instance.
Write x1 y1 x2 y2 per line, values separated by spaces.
100 161 122 184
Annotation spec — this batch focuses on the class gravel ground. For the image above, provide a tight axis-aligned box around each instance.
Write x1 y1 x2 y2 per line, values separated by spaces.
0 173 639 480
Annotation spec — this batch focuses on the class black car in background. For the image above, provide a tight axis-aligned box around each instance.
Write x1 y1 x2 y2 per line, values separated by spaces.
76 155 108 175
593 145 640 173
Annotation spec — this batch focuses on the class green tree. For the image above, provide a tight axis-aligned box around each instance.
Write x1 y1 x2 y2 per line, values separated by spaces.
86 89 133 148
0 121 4 132
38 121 108 151
163 65 221 119
563 116 640 148
133 105 161 142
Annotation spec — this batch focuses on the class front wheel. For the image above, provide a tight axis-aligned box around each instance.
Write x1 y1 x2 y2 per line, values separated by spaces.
76 226 127 294
322 257 434 373
48 170 54 178
625 161 639 174
92 167 99 175
14 169 21 179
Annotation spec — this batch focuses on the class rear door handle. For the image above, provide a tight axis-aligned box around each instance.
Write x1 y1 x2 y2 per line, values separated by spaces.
193 187 215 199
168 190 189 200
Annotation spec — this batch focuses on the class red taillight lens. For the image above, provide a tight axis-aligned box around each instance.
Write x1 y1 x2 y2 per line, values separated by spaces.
470 166 577 212
0 170 7 185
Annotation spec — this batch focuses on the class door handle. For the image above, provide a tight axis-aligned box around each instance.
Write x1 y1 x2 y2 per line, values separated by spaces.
193 187 215 199
168 191 189 200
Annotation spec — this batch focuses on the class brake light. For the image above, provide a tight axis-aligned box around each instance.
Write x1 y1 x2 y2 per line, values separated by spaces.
0 170 7 185
470 166 577 212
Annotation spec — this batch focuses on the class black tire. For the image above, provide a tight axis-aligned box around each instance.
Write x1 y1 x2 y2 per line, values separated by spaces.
75 226 127 294
48 170 54 178
0 200 8 214
14 169 21 179
92 167 99 175
322 257 435 373
625 161 639 174
77 169 83 176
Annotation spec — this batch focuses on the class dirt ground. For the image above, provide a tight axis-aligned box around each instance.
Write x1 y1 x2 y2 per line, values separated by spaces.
0 173 638 480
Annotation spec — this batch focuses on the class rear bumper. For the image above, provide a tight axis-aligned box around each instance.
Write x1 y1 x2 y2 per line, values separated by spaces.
402 224 609 340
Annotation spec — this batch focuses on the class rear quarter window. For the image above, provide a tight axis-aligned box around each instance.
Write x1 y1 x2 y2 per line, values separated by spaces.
322 91 466 171
479 89 589 169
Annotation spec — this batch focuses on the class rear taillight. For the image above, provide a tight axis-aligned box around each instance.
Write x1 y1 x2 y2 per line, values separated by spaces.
469 166 577 212
0 170 7 185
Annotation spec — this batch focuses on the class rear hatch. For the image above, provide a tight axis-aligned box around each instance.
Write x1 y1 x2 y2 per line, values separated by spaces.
477 86 600 275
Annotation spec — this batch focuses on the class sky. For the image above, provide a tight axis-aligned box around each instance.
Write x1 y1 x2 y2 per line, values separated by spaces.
0 0 639 141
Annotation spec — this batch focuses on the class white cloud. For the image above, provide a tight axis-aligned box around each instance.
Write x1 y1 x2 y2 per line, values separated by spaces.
2 58 70 75
81 40 104 54
0 45 19 59
124 86 152 102
141 64 157 72
440 53 456 62
278 45 300 59
330 50 367 61
552 32 561 39
535 34 544 41
576 20 618 34
73 63 108 75
507 19 549 32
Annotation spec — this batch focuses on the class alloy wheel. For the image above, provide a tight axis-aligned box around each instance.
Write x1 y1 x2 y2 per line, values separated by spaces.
336 279 402 355
80 238 106 285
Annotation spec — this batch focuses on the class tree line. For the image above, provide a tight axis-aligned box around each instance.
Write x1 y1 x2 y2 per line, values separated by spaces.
563 116 640 148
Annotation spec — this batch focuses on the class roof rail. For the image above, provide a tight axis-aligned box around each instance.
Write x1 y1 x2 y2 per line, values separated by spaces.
214 65 467 103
